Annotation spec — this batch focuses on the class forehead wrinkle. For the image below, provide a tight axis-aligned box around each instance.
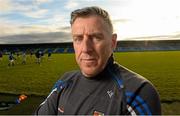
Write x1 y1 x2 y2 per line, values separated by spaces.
72 25 102 36
71 16 111 38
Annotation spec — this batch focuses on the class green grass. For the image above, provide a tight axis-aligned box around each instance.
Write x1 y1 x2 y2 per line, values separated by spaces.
0 54 78 96
0 51 180 114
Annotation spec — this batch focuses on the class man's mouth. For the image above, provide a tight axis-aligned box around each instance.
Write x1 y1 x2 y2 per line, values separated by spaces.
82 58 95 60
81 58 97 63
81 58 96 61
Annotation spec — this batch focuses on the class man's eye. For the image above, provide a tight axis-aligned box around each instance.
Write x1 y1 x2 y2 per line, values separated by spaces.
73 37 83 42
92 36 102 42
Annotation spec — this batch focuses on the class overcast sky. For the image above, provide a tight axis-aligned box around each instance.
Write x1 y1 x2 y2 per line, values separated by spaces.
0 0 180 44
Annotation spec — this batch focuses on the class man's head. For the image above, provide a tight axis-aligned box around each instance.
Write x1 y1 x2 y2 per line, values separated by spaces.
70 6 117 77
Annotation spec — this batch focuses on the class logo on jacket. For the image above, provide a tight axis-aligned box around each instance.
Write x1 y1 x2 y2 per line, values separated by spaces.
107 90 114 98
58 106 64 113
93 111 104 116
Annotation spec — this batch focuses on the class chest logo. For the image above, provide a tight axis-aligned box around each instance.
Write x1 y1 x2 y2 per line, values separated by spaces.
58 106 64 113
93 111 104 116
107 90 114 98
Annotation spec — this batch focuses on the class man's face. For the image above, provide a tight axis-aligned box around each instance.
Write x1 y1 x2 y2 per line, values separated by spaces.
71 16 117 77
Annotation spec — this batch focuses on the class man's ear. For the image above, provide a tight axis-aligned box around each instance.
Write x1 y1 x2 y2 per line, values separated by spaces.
111 33 117 50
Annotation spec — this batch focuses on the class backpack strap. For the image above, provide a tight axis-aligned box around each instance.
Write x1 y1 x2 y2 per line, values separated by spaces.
107 62 130 115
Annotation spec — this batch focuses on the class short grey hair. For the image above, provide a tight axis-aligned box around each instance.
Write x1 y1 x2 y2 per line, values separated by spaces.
70 6 113 33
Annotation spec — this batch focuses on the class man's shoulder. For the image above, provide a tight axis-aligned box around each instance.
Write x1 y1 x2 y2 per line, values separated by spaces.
116 64 161 115
51 70 80 91
115 63 154 91
59 70 80 81
118 64 147 82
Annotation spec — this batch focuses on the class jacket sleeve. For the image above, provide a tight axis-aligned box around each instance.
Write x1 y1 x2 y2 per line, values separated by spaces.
35 88 59 115
34 71 75 115
126 82 162 115
35 80 65 115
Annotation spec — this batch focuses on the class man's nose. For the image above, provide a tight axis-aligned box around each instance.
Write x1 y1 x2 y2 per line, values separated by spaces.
82 35 93 52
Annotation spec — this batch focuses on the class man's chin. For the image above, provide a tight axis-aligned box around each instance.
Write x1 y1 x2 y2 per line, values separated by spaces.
82 60 97 66
81 69 99 78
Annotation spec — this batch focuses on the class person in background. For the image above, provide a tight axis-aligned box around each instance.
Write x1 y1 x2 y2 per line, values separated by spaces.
22 52 26 64
35 6 161 115
8 52 16 66
47 51 52 60
30 51 33 58
35 50 41 64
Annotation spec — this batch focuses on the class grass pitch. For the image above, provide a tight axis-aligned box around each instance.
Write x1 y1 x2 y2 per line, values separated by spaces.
0 51 180 114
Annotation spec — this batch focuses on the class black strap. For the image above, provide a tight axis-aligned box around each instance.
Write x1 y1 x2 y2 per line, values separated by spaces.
107 62 130 114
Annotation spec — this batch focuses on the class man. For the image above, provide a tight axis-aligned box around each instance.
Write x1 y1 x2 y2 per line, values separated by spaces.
22 52 26 64
8 52 16 67
47 50 52 60
35 6 161 115
35 50 41 64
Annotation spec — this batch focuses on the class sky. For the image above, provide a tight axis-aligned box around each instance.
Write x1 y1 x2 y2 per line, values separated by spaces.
0 0 180 44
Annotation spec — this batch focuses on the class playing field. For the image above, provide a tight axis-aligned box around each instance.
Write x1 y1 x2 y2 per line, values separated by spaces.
0 51 180 114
